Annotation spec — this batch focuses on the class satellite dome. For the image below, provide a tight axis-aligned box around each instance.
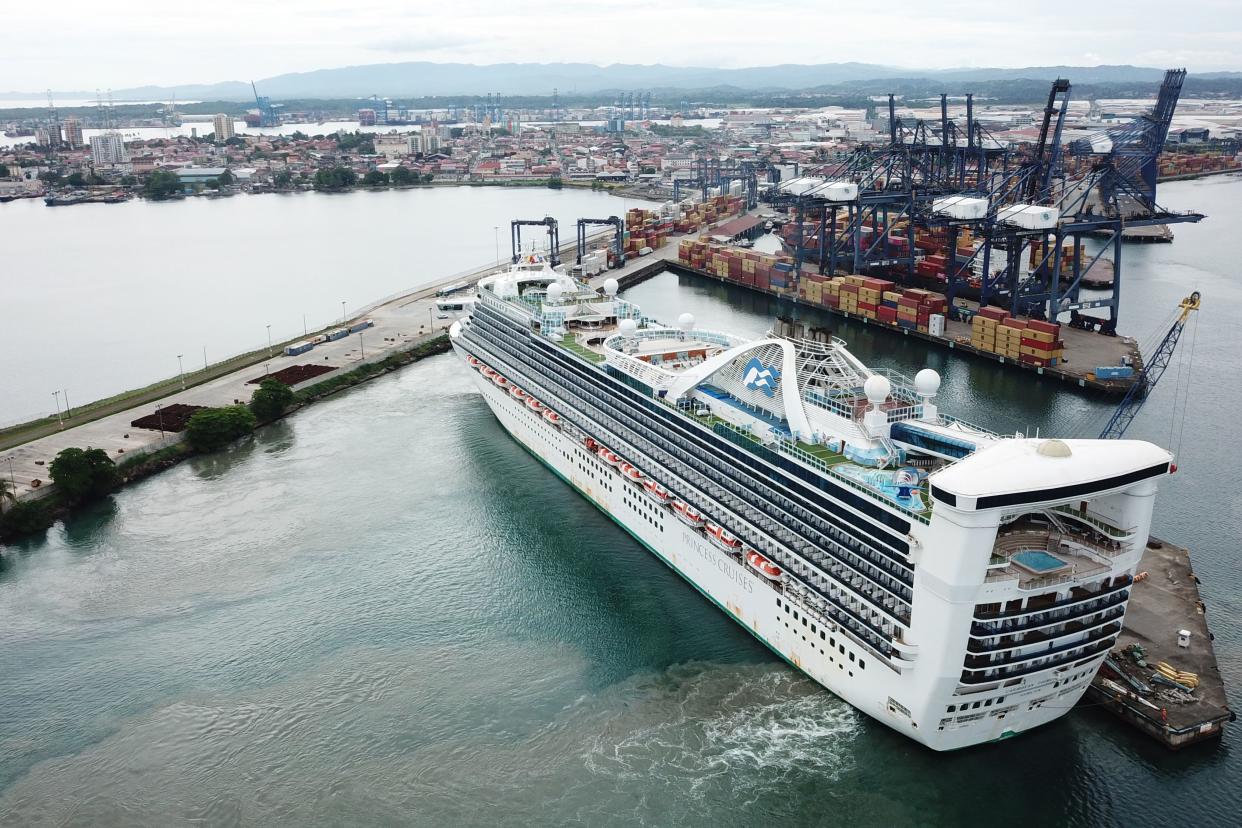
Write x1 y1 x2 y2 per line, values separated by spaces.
546 282 564 302
603 278 619 296
619 318 638 335
677 312 696 331
914 368 941 397
1037 439 1073 458
863 375 891 406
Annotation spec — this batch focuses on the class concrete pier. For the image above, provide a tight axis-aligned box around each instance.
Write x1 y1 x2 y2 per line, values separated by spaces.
1086 538 1233 748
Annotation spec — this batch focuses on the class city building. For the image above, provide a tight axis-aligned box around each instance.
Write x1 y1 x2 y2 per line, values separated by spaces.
90 132 128 166
62 117 84 149
213 114 236 142
374 133 412 160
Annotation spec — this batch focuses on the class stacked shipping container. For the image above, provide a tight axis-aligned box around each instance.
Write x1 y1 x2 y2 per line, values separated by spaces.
971 308 1064 366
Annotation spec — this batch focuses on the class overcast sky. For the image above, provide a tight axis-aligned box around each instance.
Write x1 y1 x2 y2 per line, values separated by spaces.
6 0 1241 92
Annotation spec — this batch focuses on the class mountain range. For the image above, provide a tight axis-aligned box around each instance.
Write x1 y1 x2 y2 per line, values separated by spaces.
9 62 1241 101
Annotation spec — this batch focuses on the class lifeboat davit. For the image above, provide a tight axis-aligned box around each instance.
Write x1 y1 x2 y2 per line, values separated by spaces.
643 479 671 503
672 500 704 527
526 397 544 411
466 356 482 369
510 386 528 400
493 374 510 388
705 522 742 551
597 448 621 466
542 409 561 425
481 367 498 380
746 550 783 581
620 463 644 482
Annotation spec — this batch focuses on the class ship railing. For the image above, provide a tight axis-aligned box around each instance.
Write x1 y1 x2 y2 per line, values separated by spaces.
1050 504 1136 540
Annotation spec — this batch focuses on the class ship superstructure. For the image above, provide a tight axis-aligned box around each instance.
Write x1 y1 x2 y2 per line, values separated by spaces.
449 254 1171 750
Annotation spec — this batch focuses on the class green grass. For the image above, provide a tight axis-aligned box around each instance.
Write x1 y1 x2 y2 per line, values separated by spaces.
559 337 605 364
796 440 848 464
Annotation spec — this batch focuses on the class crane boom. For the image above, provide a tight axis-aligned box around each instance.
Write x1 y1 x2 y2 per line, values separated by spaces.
1098 291 1201 439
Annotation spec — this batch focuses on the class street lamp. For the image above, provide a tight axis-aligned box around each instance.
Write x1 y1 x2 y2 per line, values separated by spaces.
156 404 165 441
341 300 347 323
177 354 185 389
6 455 16 492
62 389 72 419
266 325 272 358
51 391 63 429
358 330 365 360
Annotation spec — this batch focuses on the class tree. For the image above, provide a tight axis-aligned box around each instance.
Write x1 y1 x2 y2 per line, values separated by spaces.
361 170 389 187
389 166 415 185
421 173 434 184
38 170 63 186
249 379 294 422
273 170 294 188
546 174 563 189
65 171 88 187
313 166 357 191
203 178 220 190
185 405 257 452
49 447 120 503
218 169 235 186
120 174 138 186
0 476 14 514
0 163 10 178
144 169 182 199
0 499 54 539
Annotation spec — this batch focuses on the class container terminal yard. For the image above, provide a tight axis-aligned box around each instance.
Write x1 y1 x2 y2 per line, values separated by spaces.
2 70 1230 751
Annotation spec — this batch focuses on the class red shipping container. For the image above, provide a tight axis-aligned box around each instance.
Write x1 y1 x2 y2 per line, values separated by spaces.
1019 353 1048 367
858 301 878 313
1026 319 1061 335
878 306 898 323
1020 336 1055 352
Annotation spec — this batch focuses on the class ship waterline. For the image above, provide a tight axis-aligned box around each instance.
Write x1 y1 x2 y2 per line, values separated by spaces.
451 254 1170 750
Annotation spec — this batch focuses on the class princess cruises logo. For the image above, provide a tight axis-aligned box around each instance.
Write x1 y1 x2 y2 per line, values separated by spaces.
742 357 780 397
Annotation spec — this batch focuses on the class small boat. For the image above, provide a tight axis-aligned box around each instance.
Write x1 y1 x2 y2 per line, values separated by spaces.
481 367 498 380
542 409 561 425
621 463 644 482
493 374 510 387
643 479 671 503
584 438 599 451
705 522 742 551
746 550 783 581
510 386 528 400
672 500 704 527
466 356 482 369
526 397 544 411
598 448 621 466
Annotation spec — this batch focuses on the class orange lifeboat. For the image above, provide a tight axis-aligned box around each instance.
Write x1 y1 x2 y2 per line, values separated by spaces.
597 448 621 466
672 500 704 527
526 397 544 411
510 386 528 400
704 522 742 551
745 550 783 581
481 367 498 380
620 463 644 482
466 356 482 369
643 479 671 503
542 409 561 425
493 374 510 388
584 438 599 451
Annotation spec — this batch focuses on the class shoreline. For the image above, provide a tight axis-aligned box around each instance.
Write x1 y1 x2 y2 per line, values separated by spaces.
0 334 450 545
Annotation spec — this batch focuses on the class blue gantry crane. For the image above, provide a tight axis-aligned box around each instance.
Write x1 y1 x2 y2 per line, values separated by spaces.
1099 291 1201 439
251 81 279 127
576 217 625 267
511 217 561 266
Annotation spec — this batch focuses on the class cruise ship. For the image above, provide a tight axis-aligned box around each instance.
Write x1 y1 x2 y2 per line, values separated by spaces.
449 254 1172 751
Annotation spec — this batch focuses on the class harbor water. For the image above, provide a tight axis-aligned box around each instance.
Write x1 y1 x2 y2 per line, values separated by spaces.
1 177 1239 825
0 187 654 425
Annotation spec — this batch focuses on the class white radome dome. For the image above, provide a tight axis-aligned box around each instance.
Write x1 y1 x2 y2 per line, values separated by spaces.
1037 439 1073 458
619 318 638 335
546 282 564 302
863 374 891 406
914 368 941 397
677 312 696 331
603 278 619 296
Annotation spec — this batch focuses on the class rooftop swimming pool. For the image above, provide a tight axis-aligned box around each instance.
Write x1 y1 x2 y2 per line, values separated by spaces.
1012 549 1071 574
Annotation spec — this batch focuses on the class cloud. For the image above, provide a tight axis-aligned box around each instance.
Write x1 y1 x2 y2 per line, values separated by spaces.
366 33 477 54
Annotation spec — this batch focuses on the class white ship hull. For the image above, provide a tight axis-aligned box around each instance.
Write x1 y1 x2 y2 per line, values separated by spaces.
454 340 1105 750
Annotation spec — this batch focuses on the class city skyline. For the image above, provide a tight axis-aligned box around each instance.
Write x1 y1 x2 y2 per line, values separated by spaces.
5 0 1241 91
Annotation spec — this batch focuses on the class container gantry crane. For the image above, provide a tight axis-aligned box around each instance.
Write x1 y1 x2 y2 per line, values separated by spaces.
575 217 625 267
1099 291 1201 440
511 217 561 266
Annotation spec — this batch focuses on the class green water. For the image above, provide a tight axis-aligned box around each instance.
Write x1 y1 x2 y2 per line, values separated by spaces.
1 177 1239 826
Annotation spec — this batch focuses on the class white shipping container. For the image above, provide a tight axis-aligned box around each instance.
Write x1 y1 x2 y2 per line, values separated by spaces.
928 314 945 337
998 204 1059 230
808 180 858 202
932 195 989 220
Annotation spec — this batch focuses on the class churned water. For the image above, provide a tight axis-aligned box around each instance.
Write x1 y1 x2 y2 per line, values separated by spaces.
1 177 1239 826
